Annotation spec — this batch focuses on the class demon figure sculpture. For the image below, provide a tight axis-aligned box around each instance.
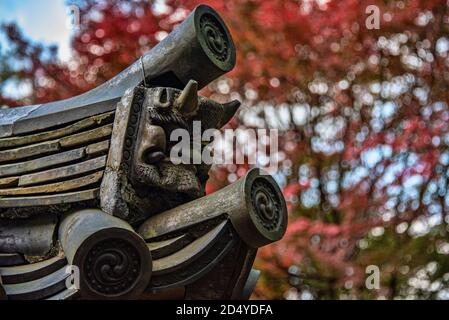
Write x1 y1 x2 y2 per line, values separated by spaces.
0 4 287 300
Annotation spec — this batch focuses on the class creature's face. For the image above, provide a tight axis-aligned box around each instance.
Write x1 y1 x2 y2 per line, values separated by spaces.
125 81 240 221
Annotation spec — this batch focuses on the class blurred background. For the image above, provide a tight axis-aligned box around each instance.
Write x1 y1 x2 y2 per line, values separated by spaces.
1 0 449 300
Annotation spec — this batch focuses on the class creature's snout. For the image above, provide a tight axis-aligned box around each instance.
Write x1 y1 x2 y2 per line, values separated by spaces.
135 124 166 165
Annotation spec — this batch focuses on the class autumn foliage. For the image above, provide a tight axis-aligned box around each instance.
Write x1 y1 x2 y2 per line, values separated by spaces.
2 0 449 299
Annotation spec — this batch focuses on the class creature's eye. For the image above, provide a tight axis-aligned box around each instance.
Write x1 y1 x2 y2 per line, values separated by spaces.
159 88 168 104
154 88 171 109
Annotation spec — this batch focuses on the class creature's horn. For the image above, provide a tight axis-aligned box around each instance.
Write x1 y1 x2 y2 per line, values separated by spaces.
176 79 199 116
221 100 241 126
